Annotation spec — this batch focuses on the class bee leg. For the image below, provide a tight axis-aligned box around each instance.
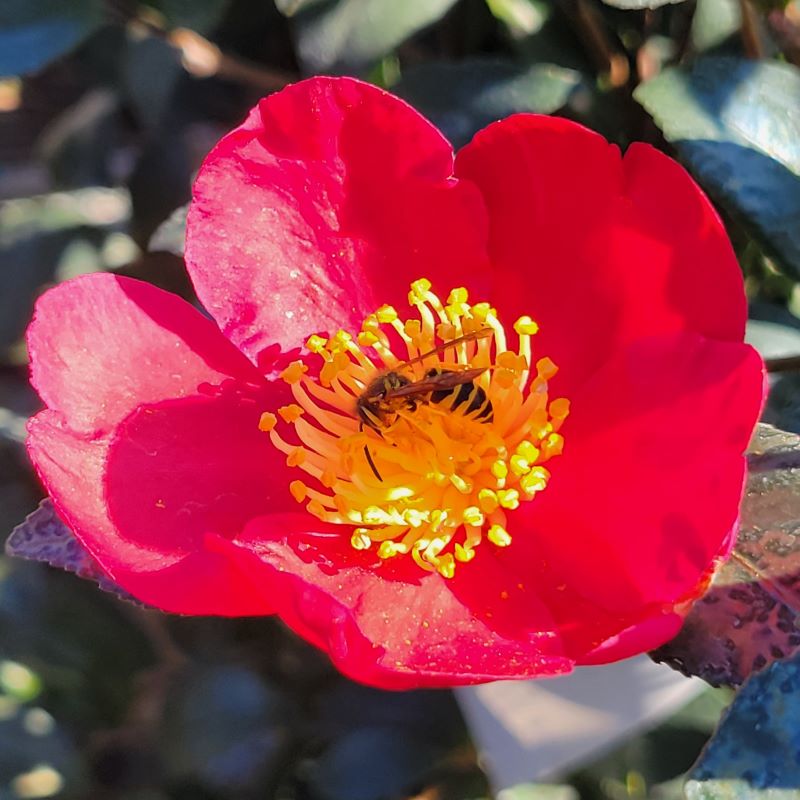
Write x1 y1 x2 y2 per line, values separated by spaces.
364 445 383 482
359 422 383 482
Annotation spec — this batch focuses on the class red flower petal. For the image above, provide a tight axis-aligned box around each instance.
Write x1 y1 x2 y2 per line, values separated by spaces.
455 115 747 394
28 411 272 615
504 331 764 659
223 515 572 688
185 77 489 365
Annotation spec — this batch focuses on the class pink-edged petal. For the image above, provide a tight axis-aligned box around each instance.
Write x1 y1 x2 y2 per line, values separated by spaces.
224 515 572 688
455 115 746 394
185 77 489 364
28 273 262 435
577 612 685 666
27 410 273 615
501 332 764 660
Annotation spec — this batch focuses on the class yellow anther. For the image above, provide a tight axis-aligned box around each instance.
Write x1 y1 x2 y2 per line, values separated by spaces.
488 524 512 547
278 404 304 423
409 278 432 301
258 412 277 432
358 330 379 347
351 529 372 550
378 541 400 559
455 543 476 562
404 319 422 338
542 433 564 458
289 480 308 503
491 460 508 480
403 509 428 528
536 357 558 380
287 447 307 467
516 440 540 462
521 468 549 495
436 322 456 341
449 474 473 494
305 334 328 354
498 489 520 510
280 361 308 384
510 454 531 476
514 316 539 336
478 488 499 514
375 304 398 323
437 553 456 579
430 509 448 532
471 302 493 321
495 369 516 389
550 398 570 419
497 351 521 370
321 468 337 488
361 314 380 331
463 506 485 527
447 287 468 305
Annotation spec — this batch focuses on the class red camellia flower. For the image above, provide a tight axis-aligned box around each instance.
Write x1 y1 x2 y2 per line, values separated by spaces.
24 77 764 688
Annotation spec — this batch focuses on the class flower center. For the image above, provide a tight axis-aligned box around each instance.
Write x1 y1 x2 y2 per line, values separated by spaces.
259 279 568 578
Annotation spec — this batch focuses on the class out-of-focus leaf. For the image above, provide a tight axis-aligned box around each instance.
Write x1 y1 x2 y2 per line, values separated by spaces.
499 786 579 800
307 727 440 800
292 0 461 74
148 204 187 256
6 500 142 607
395 59 582 148
690 0 741 52
685 653 800 798
123 35 183 130
600 0 685 9
151 0 230 33
485 0 549 37
275 0 326 15
0 0 104 78
37 89 122 188
128 135 192 246
651 424 800 687
162 664 293 792
0 698 85 795
635 58 800 278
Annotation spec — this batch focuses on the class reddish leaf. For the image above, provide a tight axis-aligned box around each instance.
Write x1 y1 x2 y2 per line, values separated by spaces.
6 499 144 606
651 424 800 686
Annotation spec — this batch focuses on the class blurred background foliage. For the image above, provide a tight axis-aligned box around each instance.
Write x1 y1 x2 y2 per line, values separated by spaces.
1 0 800 797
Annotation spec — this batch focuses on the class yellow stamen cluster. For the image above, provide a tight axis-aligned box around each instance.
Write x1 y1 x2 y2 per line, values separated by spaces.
262 279 569 578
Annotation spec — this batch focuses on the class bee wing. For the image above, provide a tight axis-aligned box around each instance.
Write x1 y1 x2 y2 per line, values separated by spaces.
400 327 492 367
384 367 488 398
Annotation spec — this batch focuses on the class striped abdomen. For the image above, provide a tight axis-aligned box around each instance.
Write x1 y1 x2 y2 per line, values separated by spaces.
427 368 493 422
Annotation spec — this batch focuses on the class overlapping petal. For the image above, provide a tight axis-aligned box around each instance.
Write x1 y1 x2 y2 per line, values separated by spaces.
185 77 490 366
456 115 747 394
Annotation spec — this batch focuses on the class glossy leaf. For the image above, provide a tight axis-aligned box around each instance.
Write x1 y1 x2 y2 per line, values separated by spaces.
685 653 800 798
6 500 142 607
651 424 800 686
0 0 104 78
394 59 582 148
635 58 800 277
291 0 460 73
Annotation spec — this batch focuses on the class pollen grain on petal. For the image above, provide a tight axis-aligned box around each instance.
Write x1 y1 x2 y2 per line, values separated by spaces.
261 280 568 578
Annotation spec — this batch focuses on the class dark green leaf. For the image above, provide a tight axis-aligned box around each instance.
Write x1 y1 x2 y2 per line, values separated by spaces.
0 0 104 78
685 652 800 798
161 665 293 791
292 0 460 74
122 35 183 130
151 0 230 34
6 500 142 607
634 58 800 278
395 59 582 148
651 424 800 687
